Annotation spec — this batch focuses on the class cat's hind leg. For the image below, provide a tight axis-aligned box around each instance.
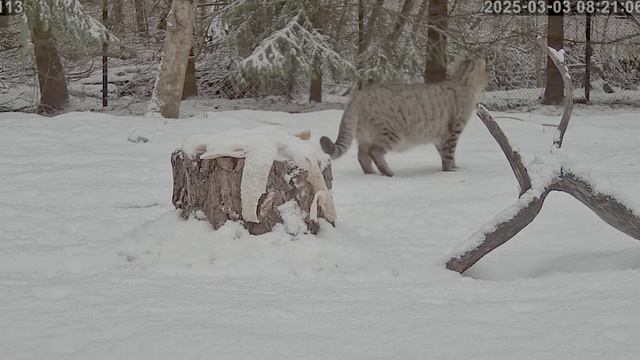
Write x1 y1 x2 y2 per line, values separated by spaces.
369 144 394 177
436 143 455 171
437 120 464 171
436 136 459 171
357 142 376 174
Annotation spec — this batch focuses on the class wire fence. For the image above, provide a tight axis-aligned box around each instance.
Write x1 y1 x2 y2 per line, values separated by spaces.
3 7 640 112
481 14 640 109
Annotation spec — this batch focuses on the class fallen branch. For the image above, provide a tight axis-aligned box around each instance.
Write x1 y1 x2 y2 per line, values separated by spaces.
477 105 531 195
446 38 640 274
536 37 574 148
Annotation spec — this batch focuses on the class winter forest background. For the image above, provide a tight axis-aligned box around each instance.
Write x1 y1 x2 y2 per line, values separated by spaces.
2 0 640 114
2 2 640 358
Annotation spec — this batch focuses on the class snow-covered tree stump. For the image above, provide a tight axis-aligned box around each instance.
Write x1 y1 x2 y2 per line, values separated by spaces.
171 128 336 235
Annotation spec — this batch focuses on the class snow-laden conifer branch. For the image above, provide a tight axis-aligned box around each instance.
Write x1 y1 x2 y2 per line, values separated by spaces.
239 12 355 74
26 0 119 43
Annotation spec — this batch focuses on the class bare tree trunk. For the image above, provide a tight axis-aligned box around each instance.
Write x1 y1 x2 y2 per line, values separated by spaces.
536 46 544 88
363 0 385 50
148 0 195 118
30 19 69 113
110 0 123 32
584 14 592 103
134 0 149 35
356 0 366 88
309 57 322 103
424 0 448 83
387 0 416 47
158 0 172 30
412 0 428 35
357 0 385 88
542 10 564 105
333 0 351 41
182 47 198 99
286 57 298 101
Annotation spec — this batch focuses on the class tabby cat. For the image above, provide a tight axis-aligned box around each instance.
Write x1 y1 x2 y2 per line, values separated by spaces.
320 56 489 176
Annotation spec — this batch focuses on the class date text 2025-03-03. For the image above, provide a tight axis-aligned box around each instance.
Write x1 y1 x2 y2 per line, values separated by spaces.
483 0 640 15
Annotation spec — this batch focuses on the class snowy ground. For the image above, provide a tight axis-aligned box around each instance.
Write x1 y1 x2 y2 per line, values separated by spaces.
1 107 640 359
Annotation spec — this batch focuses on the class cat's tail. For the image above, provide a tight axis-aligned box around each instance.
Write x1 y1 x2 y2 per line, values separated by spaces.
319 102 358 159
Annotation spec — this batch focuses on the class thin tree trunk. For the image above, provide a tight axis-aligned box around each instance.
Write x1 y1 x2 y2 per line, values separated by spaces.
542 11 564 105
309 57 322 103
357 0 385 88
148 0 195 118
387 0 416 47
30 19 69 113
158 0 172 30
0 16 9 28
357 0 365 59
362 0 385 50
110 0 123 32
585 14 592 103
333 0 351 41
182 47 198 99
134 0 149 35
412 0 428 35
424 0 448 83
102 0 108 108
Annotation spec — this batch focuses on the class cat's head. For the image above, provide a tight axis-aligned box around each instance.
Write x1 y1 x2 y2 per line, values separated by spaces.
451 56 489 91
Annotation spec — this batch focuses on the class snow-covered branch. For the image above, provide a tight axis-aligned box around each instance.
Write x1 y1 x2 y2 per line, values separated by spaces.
239 14 354 74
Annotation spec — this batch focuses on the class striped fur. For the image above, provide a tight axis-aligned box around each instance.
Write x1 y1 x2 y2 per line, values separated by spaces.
320 56 488 176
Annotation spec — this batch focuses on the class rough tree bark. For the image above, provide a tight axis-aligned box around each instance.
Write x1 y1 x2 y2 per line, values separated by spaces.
148 0 195 118
424 0 448 83
309 56 322 103
134 0 149 35
158 0 172 30
542 9 564 105
182 47 198 99
387 0 416 49
363 0 385 50
110 0 123 32
357 0 385 88
171 150 335 235
29 18 69 113
446 39 640 274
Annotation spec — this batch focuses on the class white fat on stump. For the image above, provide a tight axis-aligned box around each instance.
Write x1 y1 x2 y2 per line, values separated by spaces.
182 126 336 224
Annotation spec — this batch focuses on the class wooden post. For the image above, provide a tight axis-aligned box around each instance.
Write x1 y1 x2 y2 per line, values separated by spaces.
102 0 108 108
585 14 591 103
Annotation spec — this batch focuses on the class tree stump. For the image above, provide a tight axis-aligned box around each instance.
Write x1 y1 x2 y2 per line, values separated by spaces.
171 149 335 235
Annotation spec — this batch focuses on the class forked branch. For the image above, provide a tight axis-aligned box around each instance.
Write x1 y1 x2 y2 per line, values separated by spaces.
551 174 640 239
445 38 640 274
477 105 531 195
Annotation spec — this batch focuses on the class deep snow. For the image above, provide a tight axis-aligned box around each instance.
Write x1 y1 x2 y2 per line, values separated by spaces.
1 107 639 359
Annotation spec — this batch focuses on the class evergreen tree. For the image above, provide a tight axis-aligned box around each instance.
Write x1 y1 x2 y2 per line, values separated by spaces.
22 0 118 112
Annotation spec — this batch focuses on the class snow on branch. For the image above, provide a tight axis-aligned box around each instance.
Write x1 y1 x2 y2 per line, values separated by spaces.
536 36 573 149
28 0 120 44
239 13 354 74
445 40 640 274
476 105 531 195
